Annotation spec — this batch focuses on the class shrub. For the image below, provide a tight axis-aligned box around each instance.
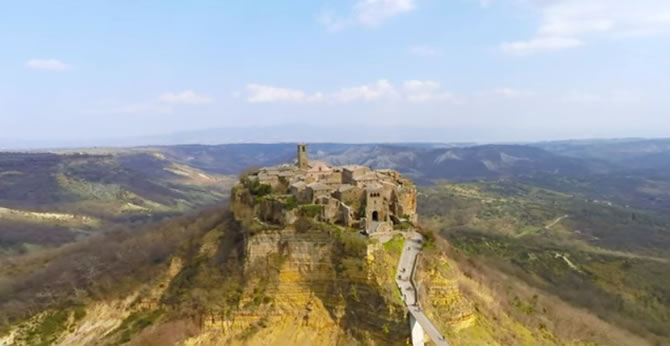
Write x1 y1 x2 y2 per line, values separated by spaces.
238 166 260 180
294 217 313 233
0 207 228 331
299 204 322 218
248 181 271 197
418 227 436 249
396 221 413 230
283 196 298 210
336 230 368 257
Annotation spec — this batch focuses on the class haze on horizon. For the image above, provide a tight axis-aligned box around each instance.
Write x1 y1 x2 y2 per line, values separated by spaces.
2 0 670 145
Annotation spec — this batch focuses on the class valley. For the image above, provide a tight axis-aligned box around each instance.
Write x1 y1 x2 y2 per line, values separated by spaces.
1 138 669 345
419 181 670 343
0 151 234 257
5 1 670 344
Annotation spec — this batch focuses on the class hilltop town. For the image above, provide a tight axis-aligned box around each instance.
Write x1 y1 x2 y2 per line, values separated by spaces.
235 144 417 234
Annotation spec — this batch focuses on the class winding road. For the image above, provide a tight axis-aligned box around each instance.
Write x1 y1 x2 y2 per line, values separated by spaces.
395 232 450 346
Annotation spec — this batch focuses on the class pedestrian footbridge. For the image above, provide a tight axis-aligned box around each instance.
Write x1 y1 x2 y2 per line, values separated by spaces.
395 233 450 346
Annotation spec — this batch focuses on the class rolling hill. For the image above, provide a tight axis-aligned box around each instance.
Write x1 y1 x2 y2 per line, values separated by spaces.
0 151 233 257
137 143 603 182
1 139 670 345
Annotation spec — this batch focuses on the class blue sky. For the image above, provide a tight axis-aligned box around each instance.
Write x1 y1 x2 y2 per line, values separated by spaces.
2 0 670 144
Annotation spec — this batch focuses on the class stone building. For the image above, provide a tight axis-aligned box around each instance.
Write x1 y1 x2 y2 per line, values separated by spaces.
244 144 417 234
306 182 331 203
342 165 371 185
297 143 308 169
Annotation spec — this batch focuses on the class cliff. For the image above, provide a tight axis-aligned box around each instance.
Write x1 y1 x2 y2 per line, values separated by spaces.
1 176 638 346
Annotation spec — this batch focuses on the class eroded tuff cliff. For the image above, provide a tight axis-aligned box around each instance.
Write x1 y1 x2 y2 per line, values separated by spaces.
2 183 637 346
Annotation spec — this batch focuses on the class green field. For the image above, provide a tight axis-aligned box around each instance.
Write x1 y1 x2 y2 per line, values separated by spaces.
419 181 670 343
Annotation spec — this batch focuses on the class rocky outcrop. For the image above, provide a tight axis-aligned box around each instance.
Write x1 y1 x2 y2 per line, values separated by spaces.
417 256 476 331
190 225 409 345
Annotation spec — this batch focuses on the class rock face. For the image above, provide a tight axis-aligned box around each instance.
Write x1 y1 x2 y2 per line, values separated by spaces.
191 228 409 345
3 166 649 346
417 256 476 331
5 157 562 346
217 191 410 345
218 182 476 346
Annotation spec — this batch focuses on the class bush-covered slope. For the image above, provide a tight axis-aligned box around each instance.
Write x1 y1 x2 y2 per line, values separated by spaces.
0 151 233 256
0 197 651 345
420 181 670 344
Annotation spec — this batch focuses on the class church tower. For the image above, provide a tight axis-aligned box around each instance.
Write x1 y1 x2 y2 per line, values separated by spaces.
297 143 308 169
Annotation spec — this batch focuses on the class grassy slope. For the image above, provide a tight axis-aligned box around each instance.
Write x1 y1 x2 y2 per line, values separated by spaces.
0 207 229 336
1 199 657 345
0 151 233 256
419 181 670 344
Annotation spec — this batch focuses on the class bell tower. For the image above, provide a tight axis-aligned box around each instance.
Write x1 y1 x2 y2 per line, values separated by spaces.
297 143 308 169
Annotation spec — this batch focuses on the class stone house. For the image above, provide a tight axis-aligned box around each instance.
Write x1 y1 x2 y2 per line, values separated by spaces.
364 183 390 227
306 160 333 180
244 143 418 234
257 172 279 188
342 165 372 185
306 182 331 203
289 181 309 204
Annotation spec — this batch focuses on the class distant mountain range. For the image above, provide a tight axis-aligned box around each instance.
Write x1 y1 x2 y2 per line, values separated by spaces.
2 138 669 220
136 139 670 181
140 140 670 212
0 124 478 150
3 137 670 345
109 143 590 181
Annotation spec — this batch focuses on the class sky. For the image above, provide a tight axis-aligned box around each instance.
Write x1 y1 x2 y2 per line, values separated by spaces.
2 0 670 145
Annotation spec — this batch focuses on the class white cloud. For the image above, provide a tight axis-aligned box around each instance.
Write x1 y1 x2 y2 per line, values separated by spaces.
319 0 416 31
89 90 213 115
494 88 533 98
502 0 670 54
355 0 416 27
247 81 395 104
25 59 70 71
247 81 396 104
332 79 397 102
245 79 454 104
246 84 320 103
403 80 453 103
536 1 670 38
159 90 212 105
501 37 583 55
318 13 353 32
409 44 441 57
